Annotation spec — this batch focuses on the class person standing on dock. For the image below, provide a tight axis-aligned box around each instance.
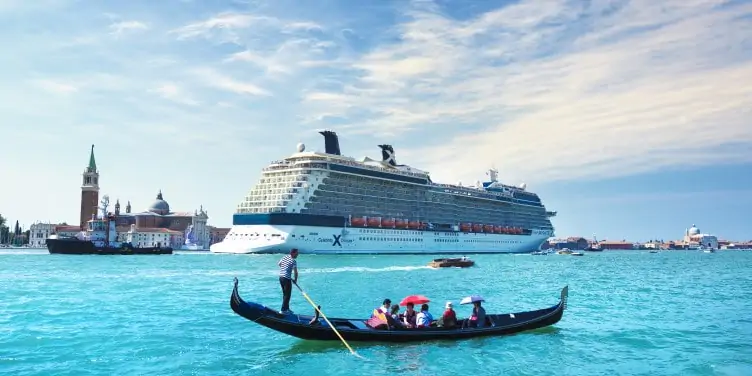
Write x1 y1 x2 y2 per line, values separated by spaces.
278 248 299 314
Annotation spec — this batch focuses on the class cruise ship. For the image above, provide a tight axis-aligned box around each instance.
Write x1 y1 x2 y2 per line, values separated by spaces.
210 131 556 254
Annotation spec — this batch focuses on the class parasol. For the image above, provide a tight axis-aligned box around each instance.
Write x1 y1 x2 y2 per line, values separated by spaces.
460 295 485 305
399 295 430 306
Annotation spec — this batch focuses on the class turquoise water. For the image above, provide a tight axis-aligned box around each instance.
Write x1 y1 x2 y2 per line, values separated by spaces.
1 249 751 376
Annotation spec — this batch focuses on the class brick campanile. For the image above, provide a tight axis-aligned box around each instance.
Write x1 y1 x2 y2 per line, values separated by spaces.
80 144 100 229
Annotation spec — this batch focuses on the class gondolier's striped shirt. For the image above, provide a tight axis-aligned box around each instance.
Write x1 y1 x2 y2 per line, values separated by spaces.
278 255 297 279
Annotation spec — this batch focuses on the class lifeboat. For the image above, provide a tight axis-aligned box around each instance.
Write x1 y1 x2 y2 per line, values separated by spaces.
367 217 381 227
419 222 428 230
494 226 503 234
459 223 472 232
407 221 420 229
483 225 494 233
512 227 521 234
501 227 510 234
472 224 482 232
351 217 366 227
381 218 395 228
395 219 408 229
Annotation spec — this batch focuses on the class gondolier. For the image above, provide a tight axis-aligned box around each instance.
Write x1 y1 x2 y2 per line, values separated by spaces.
278 248 299 314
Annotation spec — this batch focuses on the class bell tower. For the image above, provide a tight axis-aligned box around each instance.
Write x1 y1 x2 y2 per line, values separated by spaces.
79 144 100 229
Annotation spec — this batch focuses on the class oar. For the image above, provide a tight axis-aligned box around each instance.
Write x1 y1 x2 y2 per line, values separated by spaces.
292 281 365 359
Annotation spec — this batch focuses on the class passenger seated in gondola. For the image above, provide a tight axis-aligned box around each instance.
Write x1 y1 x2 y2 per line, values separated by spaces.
388 304 403 329
365 299 393 330
416 304 434 328
468 301 487 328
402 303 417 328
438 301 457 328
373 299 391 319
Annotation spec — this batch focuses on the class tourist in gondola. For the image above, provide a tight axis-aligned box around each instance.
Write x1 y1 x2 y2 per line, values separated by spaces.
277 248 299 314
469 301 487 328
388 304 403 329
416 304 434 328
402 302 417 328
372 298 391 319
440 302 457 328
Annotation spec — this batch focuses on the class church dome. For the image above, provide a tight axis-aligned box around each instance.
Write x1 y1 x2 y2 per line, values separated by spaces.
148 190 170 215
688 224 700 235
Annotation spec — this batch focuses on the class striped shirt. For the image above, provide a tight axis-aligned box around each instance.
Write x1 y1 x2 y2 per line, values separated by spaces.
278 255 297 279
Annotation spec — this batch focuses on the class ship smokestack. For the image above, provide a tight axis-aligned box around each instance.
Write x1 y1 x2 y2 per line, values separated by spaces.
379 144 397 166
319 130 341 155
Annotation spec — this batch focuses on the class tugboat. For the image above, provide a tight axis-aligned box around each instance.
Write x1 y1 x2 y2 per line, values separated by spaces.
46 196 172 255
428 256 475 268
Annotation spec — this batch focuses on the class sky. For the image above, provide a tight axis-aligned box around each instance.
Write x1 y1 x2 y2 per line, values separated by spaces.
1 0 750 242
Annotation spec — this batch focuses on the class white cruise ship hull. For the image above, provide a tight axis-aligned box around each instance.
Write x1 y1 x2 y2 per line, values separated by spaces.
210 224 551 254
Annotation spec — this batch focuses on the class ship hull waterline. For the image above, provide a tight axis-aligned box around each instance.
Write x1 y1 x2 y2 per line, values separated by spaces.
210 224 550 255
46 238 173 255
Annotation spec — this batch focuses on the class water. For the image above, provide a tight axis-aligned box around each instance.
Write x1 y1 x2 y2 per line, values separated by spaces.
1 249 751 376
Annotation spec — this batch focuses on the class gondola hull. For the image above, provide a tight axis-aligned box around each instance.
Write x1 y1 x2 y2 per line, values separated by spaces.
229 278 568 343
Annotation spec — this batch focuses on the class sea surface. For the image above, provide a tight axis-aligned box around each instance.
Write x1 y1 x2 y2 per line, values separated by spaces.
0 249 750 376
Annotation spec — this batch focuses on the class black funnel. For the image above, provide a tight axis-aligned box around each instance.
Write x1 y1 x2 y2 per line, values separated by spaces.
319 131 341 155
378 144 397 166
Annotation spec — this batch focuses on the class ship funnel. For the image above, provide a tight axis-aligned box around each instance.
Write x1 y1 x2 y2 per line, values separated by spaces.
378 144 397 166
319 130 341 155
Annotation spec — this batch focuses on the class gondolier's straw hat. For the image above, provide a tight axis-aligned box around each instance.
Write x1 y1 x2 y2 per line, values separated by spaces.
445 302 453 309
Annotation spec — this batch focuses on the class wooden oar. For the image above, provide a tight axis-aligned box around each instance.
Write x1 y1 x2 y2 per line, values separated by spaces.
293 281 365 359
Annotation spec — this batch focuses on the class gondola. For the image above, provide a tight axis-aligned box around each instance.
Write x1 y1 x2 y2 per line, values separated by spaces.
229 278 568 343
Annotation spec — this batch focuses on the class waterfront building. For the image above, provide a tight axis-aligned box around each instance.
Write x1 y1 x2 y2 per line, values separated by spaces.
596 241 634 250
682 224 719 249
29 222 59 248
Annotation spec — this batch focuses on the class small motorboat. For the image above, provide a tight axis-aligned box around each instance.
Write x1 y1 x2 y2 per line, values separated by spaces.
229 278 568 343
557 248 573 255
428 257 475 268
570 251 584 256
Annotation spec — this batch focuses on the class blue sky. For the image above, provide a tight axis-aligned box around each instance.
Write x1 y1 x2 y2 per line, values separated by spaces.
1 0 750 242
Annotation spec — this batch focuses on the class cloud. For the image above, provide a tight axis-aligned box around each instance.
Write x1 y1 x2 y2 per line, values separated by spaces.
149 83 199 106
303 0 752 185
169 12 322 43
109 20 149 35
191 68 271 96
30 79 78 94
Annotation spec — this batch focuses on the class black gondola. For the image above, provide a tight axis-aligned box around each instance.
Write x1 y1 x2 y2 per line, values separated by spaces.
229 278 568 343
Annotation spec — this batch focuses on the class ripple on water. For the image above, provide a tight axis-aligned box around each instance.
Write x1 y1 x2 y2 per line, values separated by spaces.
1 251 752 375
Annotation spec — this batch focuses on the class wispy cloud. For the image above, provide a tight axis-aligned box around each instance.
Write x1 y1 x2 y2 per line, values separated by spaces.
109 20 148 35
303 0 752 185
191 68 271 96
30 79 78 94
149 83 199 106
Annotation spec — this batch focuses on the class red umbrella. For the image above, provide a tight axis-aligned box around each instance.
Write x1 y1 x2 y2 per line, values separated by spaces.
399 295 430 306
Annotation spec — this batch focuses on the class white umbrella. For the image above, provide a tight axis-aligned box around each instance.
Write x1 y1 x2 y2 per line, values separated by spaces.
460 295 485 305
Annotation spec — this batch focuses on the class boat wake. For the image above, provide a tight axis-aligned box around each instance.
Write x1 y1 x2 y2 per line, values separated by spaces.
303 265 432 274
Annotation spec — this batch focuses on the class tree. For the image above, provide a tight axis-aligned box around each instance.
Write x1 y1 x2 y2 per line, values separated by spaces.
0 214 7 244
23 229 30 245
